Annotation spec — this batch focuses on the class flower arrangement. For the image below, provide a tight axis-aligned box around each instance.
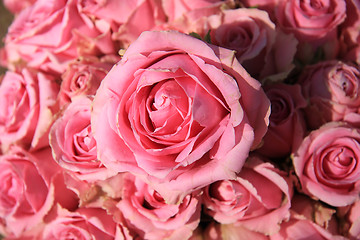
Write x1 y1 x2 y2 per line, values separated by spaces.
0 0 359 239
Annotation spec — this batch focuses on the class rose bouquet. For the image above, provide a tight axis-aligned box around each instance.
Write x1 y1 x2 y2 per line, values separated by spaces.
0 0 359 239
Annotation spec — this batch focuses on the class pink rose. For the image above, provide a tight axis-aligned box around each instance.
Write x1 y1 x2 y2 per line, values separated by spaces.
299 60 360 129
203 155 292 235
275 0 346 42
275 0 347 63
50 96 116 183
41 206 117 240
0 68 59 152
0 147 78 238
3 0 37 14
293 122 360 207
58 57 114 107
79 0 167 48
3 0 115 75
205 8 298 80
91 30 270 204
113 173 202 240
256 83 307 158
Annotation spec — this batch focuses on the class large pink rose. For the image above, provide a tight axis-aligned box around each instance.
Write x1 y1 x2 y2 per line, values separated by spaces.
91 30 270 204
299 60 360 129
0 147 78 238
58 57 114 107
0 68 59 153
79 0 167 48
205 8 297 80
50 96 117 183
113 173 202 240
202 155 292 235
256 83 307 158
292 122 360 207
3 0 115 75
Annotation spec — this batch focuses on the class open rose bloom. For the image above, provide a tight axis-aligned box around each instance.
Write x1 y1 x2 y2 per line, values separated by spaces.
91 30 270 204
1 0 360 239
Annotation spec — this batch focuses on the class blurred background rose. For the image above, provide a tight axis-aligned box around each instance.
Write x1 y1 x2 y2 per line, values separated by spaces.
0 1 13 74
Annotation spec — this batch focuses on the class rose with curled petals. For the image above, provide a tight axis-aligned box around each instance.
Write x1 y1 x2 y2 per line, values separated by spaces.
0 68 59 153
41 206 118 240
275 0 346 42
3 0 115 75
0 147 78 238
91 30 270 204
299 60 360 129
79 0 167 48
50 96 116 182
293 122 360 207
202 155 292 235
114 173 202 240
58 57 114 107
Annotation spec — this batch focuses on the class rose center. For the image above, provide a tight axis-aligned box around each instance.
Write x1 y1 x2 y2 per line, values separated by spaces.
147 80 188 132
73 73 89 90
74 125 97 154
323 147 355 178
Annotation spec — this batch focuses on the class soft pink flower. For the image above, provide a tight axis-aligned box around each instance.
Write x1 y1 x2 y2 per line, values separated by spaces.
256 83 307 158
41 206 117 240
79 0 167 48
275 0 346 43
0 147 78 238
0 68 59 152
299 60 360 129
292 122 360 207
114 173 202 240
275 0 347 63
3 0 115 75
203 155 292 235
91 30 270 204
58 57 114 107
205 8 297 80
50 96 117 183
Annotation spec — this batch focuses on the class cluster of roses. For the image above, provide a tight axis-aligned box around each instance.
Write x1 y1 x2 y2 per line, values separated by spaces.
0 0 359 239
